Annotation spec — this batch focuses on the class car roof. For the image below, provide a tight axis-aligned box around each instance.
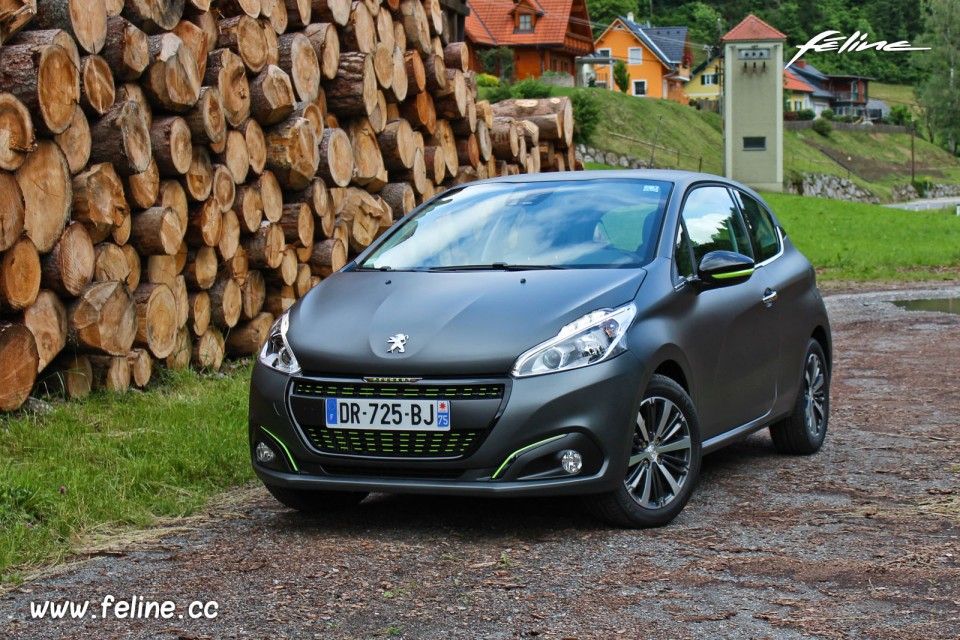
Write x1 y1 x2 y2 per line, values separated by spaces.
471 169 760 198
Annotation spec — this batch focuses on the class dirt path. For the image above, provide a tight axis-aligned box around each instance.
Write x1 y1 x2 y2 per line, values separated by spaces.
3 287 960 640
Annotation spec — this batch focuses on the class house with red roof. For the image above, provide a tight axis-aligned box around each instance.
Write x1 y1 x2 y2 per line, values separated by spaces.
465 0 595 79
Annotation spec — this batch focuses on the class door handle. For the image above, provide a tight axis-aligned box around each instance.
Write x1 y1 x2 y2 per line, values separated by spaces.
762 289 778 305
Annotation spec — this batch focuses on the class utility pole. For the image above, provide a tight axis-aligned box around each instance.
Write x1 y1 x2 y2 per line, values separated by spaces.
911 120 916 184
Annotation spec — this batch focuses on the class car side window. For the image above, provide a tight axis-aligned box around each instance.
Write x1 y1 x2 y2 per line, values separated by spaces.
680 186 753 264
674 222 694 279
733 190 781 263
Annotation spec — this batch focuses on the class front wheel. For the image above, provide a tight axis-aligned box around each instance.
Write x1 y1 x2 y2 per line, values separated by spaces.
769 339 830 454
589 374 702 528
264 484 369 513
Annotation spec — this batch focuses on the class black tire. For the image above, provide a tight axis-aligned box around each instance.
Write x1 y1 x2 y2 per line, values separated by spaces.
264 484 369 512
589 374 702 528
769 338 829 455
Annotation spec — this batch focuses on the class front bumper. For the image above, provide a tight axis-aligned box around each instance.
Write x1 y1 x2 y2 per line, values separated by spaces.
248 354 644 497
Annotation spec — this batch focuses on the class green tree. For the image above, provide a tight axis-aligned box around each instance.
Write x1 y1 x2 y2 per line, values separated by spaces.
477 47 514 82
613 60 631 93
916 0 960 154
586 0 638 31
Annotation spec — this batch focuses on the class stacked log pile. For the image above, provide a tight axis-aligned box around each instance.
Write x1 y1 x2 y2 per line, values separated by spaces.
0 0 578 412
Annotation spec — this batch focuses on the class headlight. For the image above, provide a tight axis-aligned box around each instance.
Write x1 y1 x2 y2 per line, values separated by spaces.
259 311 301 375
511 303 636 377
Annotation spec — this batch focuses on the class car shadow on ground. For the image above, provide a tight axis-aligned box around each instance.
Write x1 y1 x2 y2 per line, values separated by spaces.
260 432 784 537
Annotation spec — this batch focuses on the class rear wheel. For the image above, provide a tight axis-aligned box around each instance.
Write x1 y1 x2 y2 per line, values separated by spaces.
590 374 702 528
264 484 369 512
769 339 829 454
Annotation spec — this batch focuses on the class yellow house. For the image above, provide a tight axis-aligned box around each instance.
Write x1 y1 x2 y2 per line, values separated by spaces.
685 53 721 103
593 14 691 103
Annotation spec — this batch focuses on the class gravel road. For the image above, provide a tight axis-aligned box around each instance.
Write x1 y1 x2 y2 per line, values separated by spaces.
3 286 960 640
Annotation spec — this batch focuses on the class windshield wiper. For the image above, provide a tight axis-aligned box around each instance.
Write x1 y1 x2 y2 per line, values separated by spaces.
355 265 395 271
427 263 564 272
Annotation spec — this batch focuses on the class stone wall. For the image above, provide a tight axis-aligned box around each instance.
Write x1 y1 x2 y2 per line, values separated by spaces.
783 173 880 203
576 144 650 169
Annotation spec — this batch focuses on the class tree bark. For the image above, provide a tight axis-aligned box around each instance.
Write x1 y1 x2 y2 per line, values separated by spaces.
208 276 241 328
0 41 79 135
0 173 24 252
16 140 72 253
33 0 107 55
151 116 193 175
40 222 95 298
0 92 33 171
326 52 376 116
279 32 320 101
183 245 217 289
205 48 251 127
265 116 319 190
303 21 339 80
243 222 285 269
250 64 296 126
88 100 152 176
131 282 177 358
127 348 152 387
226 311 273 355
130 206 183 255
68 280 137 355
43 352 92 399
218 14 267 73
311 0 350 26
89 354 130 392
142 32 200 113
185 198 222 247
101 16 148 80
122 0 185 32
317 127 354 188
183 86 226 146
308 237 345 277
191 327 225 370
0 0 37 45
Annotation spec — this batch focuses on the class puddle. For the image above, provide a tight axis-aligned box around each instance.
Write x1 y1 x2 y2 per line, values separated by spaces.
893 298 960 314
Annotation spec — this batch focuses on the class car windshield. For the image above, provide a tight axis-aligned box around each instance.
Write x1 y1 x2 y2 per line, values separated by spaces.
358 178 673 271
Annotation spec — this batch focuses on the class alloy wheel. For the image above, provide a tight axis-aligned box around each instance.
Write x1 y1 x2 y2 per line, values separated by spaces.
804 352 827 438
624 396 693 510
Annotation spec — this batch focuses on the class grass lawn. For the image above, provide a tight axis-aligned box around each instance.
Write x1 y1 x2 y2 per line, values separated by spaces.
0 365 253 583
764 193 960 281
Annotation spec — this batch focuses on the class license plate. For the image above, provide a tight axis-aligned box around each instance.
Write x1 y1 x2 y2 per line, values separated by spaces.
324 398 451 431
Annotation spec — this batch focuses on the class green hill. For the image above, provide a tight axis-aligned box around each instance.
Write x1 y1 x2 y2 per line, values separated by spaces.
563 86 960 202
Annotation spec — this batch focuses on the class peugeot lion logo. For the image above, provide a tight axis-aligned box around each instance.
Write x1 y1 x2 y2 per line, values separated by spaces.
387 334 409 353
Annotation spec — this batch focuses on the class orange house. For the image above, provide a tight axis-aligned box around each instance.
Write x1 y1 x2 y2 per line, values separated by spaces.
593 15 691 103
465 0 595 79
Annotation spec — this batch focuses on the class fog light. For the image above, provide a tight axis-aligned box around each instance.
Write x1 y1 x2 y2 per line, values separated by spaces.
256 442 277 464
560 450 582 474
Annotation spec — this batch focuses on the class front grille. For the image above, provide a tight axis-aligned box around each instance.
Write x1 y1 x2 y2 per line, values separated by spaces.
321 464 464 479
302 427 481 457
292 380 504 400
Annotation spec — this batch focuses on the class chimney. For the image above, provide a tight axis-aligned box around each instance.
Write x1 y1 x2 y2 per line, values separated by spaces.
627 12 634 22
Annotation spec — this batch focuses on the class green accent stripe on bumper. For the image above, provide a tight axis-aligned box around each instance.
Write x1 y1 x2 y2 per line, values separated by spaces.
491 435 567 480
261 427 300 473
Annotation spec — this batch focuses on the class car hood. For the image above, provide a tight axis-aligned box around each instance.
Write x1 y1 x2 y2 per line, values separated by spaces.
286 269 647 377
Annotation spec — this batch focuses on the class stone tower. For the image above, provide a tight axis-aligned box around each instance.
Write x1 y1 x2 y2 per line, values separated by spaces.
722 15 786 192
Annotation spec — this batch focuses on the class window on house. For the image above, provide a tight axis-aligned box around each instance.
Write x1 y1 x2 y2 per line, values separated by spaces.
701 73 718 86
794 100 802 111
743 136 766 151
628 47 643 64
518 14 532 31
632 80 647 96
597 48 611 58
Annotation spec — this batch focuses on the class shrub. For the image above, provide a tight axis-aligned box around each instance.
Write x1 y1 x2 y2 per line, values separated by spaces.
812 117 832 137
889 104 914 127
797 108 815 121
510 78 552 99
484 82 513 103
477 73 500 88
571 91 601 143
613 60 630 93
820 108 834 121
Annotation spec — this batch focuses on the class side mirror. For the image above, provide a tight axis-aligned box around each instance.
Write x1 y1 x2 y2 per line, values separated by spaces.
697 250 755 286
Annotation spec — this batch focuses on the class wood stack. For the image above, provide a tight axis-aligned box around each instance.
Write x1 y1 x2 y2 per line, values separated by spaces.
0 0 579 411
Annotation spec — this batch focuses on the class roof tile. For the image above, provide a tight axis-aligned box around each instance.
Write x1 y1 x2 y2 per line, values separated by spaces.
722 14 786 42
